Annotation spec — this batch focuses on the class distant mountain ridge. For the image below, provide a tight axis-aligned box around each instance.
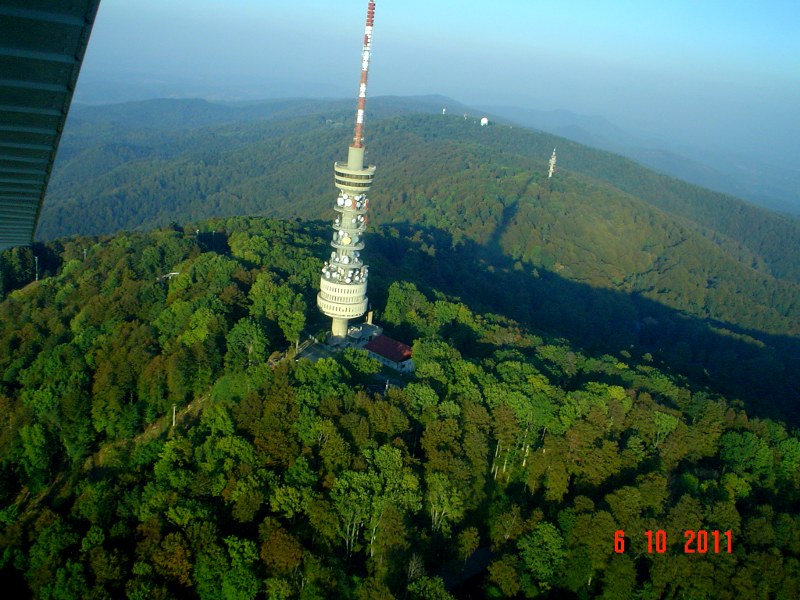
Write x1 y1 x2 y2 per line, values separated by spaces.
42 97 800 340
481 104 800 216
69 95 473 130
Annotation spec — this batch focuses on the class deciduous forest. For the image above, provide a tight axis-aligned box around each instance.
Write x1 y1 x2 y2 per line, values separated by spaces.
1 216 798 598
40 102 800 344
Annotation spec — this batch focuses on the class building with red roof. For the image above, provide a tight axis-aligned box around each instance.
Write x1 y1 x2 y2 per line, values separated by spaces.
363 335 414 372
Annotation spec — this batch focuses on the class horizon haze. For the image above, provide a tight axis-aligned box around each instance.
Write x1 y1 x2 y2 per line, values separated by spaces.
75 0 799 212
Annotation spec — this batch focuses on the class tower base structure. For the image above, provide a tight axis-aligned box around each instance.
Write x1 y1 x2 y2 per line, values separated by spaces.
331 317 348 343
318 278 369 344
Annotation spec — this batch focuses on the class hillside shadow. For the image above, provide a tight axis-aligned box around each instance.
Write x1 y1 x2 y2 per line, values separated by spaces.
344 221 800 426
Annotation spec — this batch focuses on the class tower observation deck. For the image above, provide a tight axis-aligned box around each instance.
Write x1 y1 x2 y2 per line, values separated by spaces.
318 1 377 342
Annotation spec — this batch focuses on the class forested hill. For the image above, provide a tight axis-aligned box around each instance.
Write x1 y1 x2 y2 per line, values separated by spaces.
41 98 800 342
1 216 799 598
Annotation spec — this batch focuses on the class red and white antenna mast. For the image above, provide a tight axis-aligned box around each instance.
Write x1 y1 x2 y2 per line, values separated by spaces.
352 0 375 149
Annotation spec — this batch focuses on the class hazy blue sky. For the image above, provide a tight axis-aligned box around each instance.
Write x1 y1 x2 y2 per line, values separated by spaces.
79 0 799 162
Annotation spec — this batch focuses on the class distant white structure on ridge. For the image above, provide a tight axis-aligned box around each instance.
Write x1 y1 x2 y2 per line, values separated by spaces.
480 117 489 126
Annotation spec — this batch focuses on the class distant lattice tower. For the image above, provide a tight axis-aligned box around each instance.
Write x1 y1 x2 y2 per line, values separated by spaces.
548 148 557 178
317 1 377 343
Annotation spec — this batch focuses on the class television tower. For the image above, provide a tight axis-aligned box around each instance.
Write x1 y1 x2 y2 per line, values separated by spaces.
318 1 377 343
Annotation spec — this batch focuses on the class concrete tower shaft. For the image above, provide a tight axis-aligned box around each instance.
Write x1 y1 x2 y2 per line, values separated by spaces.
318 1 377 342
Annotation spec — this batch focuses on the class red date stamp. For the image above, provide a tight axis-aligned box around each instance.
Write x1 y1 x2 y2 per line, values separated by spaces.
614 530 732 554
